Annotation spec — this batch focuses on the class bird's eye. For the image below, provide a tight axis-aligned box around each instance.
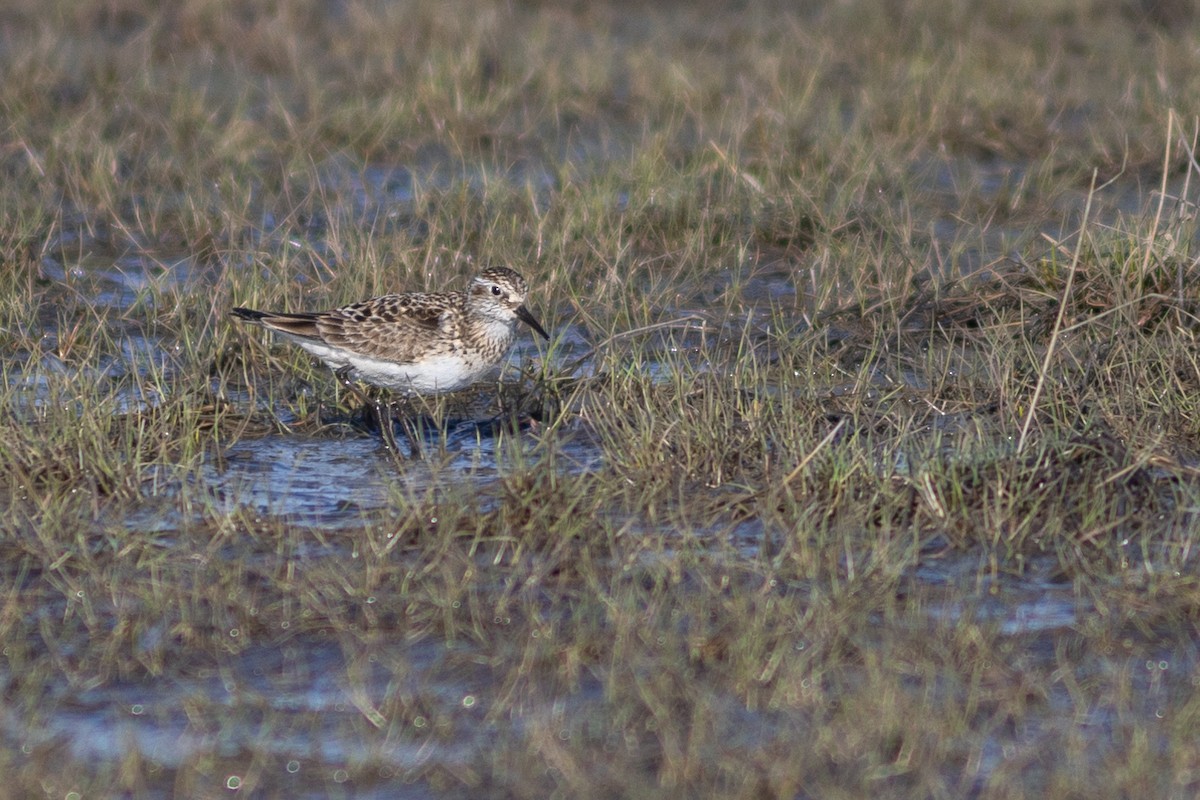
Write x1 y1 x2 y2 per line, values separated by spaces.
490 285 502 297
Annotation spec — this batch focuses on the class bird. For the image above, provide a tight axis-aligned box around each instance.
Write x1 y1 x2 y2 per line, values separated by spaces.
230 266 549 395
231 266 550 456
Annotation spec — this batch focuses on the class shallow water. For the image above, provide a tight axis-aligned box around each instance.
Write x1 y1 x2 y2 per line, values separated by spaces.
10 529 1195 796
7 639 486 799
196 420 602 525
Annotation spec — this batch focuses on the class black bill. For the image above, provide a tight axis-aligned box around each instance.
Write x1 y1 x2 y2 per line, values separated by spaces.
515 304 551 341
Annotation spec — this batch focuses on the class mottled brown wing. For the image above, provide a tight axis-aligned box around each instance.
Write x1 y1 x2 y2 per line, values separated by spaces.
315 292 461 363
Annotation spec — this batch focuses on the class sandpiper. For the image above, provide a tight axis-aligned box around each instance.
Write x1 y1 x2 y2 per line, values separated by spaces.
231 266 550 394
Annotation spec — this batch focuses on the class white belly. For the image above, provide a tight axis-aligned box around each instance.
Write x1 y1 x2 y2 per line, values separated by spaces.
346 352 492 393
294 340 495 393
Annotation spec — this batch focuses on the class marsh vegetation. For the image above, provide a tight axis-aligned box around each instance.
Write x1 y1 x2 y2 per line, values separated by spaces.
2 0 1200 797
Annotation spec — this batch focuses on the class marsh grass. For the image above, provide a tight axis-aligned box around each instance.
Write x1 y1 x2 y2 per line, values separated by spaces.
2 0 1200 797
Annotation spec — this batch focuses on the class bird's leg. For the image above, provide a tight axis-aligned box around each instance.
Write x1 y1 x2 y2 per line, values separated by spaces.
398 414 423 459
375 398 403 457
377 399 422 461
333 366 407 458
333 365 361 400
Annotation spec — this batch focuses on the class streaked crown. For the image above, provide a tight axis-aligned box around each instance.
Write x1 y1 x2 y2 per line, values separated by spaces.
470 266 529 308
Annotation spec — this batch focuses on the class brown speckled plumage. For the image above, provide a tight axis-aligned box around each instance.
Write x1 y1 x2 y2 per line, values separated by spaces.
231 266 549 394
